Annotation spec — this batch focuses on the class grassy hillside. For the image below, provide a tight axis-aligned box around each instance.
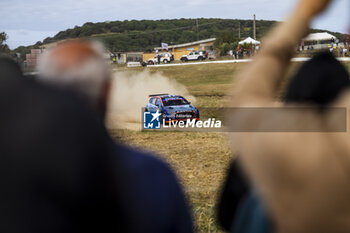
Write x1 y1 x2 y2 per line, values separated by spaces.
13 18 349 59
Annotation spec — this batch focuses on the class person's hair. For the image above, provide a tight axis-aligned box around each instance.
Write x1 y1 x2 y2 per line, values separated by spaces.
37 40 111 108
284 52 350 106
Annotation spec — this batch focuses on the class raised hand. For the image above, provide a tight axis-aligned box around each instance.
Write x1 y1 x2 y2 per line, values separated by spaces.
296 0 334 19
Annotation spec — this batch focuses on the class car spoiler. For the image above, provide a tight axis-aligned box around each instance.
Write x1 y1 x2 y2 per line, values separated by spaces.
148 93 169 97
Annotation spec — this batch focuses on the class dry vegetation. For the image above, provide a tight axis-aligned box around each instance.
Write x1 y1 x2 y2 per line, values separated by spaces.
110 130 232 232
108 63 240 232
108 61 350 232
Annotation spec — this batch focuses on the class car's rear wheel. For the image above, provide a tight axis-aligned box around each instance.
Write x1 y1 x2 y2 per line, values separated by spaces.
163 59 168 64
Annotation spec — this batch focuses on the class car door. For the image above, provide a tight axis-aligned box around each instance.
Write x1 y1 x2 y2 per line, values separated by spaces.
188 52 195 60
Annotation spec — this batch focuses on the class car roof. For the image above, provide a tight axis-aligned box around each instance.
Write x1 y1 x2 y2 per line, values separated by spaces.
149 94 180 97
161 95 184 99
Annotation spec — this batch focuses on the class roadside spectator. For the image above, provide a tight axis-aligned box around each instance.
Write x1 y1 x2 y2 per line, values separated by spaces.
226 0 350 232
217 51 347 233
0 57 128 232
37 40 193 233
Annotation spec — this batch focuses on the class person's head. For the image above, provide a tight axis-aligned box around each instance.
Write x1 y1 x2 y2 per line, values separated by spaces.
284 52 350 106
37 40 111 118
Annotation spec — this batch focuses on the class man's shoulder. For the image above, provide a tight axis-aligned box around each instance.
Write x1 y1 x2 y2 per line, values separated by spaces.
113 143 193 233
114 142 176 180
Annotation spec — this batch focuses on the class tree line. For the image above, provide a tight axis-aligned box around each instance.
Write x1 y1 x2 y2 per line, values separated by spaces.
12 18 348 59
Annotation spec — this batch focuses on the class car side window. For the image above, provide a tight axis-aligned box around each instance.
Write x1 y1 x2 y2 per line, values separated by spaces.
155 98 162 107
149 97 154 104
151 98 157 105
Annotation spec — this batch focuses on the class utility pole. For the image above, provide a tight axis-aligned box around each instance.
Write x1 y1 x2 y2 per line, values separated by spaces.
196 18 199 41
253 14 256 39
238 21 241 39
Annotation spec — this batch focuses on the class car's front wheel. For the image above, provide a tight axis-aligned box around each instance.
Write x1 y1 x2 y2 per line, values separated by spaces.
163 59 168 64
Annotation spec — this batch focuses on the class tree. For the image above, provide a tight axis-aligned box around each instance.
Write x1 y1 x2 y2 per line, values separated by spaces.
219 43 231 56
0 32 10 53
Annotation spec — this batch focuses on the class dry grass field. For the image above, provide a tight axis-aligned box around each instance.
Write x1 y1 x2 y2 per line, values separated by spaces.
108 61 350 232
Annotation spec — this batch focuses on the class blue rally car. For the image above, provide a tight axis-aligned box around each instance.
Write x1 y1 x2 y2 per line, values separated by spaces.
145 94 199 122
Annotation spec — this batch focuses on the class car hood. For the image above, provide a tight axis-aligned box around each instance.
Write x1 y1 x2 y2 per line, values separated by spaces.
163 105 197 113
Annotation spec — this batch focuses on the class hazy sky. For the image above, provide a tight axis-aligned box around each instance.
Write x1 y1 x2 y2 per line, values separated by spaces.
1 0 348 49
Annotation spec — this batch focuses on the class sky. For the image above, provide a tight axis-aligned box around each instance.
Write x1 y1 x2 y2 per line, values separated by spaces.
0 0 348 49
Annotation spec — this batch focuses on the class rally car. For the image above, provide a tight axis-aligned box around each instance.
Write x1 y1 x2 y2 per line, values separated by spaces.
145 94 199 122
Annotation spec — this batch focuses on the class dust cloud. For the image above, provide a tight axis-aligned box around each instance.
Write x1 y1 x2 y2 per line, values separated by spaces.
106 70 195 130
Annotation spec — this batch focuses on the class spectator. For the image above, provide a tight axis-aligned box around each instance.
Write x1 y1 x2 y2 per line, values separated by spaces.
217 52 347 233
37 40 193 233
226 0 350 232
0 57 128 232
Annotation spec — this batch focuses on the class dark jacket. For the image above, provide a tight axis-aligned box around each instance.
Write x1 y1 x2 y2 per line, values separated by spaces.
115 143 193 233
0 58 126 232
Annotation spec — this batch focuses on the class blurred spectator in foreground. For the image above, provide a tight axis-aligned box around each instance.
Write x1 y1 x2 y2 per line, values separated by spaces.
0 57 128 232
37 40 193 233
218 51 350 233
226 0 350 232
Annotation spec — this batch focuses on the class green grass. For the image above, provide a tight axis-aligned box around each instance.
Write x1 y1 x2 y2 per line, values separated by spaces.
115 63 242 98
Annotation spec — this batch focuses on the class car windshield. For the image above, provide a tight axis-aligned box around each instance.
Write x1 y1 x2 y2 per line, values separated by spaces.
162 98 189 106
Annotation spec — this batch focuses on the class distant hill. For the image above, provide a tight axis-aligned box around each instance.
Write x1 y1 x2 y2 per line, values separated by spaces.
13 18 348 58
